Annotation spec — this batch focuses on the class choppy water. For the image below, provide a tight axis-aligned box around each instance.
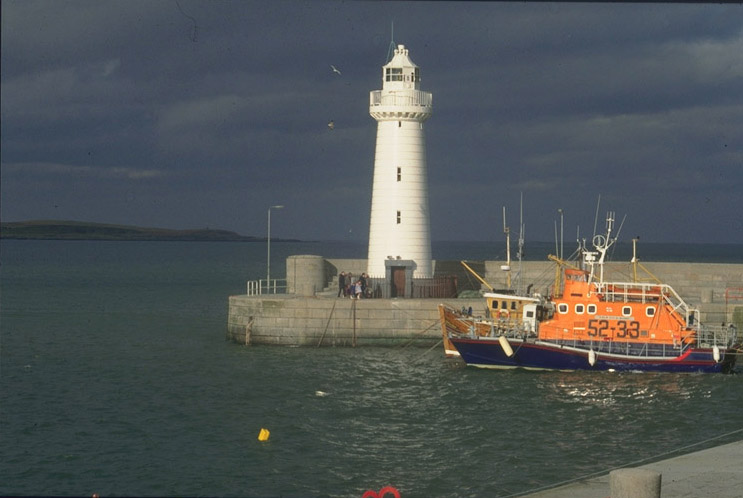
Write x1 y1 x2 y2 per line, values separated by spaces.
1 240 742 497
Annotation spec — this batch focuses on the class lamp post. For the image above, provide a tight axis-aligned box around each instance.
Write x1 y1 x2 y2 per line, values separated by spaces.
267 205 284 291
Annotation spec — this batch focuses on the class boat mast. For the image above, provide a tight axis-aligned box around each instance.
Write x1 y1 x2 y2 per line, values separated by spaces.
517 193 525 295
632 237 639 283
590 211 615 284
502 206 511 289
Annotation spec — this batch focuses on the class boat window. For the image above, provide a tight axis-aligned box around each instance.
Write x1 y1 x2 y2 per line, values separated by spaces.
558 303 568 314
646 306 655 317
526 310 534 318
575 304 585 314
622 306 632 317
587 304 597 314
491 300 499 309
511 302 517 310
501 302 508 310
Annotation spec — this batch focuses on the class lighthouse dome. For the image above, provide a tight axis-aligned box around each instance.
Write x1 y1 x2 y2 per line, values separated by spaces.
382 44 420 90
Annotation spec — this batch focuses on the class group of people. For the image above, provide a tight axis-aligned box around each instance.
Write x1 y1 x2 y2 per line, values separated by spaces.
337 271 368 299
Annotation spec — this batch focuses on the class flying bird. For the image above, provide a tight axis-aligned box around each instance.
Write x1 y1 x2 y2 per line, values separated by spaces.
328 120 335 130
330 64 342 75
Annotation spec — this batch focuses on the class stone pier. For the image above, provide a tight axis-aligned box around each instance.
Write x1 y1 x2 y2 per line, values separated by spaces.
227 257 743 347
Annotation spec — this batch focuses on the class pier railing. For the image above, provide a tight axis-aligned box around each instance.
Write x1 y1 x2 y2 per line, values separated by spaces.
364 276 458 299
247 279 287 296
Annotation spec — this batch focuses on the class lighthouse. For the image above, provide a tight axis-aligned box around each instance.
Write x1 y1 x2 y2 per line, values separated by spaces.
367 44 433 280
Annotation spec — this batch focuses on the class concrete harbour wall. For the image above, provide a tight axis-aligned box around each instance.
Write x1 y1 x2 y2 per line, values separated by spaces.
227 258 743 347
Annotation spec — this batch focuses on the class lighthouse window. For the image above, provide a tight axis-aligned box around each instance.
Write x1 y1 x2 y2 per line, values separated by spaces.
397 167 401 182
385 67 403 82
396 211 401 224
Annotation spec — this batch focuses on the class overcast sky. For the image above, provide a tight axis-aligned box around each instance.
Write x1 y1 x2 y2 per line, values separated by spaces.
2 1 742 244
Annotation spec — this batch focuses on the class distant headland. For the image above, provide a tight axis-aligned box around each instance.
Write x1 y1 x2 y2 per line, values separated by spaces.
0 220 292 242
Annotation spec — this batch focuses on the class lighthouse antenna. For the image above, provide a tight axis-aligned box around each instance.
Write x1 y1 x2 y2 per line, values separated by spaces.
386 21 396 62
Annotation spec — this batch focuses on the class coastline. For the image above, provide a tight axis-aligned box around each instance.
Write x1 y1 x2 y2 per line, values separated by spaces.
0 220 266 242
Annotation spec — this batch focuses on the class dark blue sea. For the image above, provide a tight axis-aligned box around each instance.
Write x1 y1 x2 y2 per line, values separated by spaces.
1 239 742 497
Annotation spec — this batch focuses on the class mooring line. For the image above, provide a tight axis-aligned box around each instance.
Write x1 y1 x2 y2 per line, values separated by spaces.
316 299 337 347
497 428 743 498
399 320 439 349
413 339 444 363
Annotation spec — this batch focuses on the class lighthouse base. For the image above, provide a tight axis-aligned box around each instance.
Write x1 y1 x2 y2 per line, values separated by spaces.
385 259 416 298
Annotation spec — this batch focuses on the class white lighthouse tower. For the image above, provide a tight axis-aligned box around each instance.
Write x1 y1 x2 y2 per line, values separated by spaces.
367 44 433 280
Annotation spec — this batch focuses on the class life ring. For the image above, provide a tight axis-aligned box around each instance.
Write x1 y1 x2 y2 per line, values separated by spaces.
498 309 510 319
362 486 400 498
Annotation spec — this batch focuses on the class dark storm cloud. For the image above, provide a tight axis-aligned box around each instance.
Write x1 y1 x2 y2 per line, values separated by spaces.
2 1 742 244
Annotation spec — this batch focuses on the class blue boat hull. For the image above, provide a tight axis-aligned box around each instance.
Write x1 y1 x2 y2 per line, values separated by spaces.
449 337 736 373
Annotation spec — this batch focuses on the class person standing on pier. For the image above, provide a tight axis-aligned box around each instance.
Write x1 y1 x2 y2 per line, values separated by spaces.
338 271 346 298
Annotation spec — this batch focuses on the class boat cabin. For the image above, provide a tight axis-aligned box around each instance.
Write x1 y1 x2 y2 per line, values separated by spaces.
540 267 698 346
484 292 548 334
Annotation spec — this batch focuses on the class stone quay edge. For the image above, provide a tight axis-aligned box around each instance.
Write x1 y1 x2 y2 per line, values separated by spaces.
227 257 743 347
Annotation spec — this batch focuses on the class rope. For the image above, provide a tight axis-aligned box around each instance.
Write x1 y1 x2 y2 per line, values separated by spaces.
410 339 444 364
399 320 439 349
316 300 337 347
498 428 743 497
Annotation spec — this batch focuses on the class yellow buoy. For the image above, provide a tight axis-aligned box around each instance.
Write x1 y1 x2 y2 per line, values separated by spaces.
258 428 270 441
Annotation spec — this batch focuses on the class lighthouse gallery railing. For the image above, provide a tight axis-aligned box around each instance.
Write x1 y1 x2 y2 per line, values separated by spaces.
370 90 432 108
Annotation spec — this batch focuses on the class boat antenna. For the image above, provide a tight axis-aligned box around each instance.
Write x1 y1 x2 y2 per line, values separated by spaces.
554 219 558 259
517 192 525 295
558 208 564 260
608 213 626 261
632 236 640 282
386 21 395 62
503 205 512 289
592 194 601 240
591 211 616 283
615 213 626 241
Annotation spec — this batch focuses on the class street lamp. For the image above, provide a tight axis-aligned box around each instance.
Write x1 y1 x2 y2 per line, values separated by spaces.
267 205 284 290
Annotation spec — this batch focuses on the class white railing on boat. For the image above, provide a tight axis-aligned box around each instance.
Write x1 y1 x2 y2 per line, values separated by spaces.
595 281 697 330
698 323 738 348
455 314 738 353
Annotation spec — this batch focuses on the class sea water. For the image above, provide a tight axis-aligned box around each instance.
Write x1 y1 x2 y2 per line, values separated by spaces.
1 239 742 497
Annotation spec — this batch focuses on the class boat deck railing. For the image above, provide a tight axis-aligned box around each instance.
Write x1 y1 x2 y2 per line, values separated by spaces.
552 339 683 358
460 313 738 354
596 281 697 329
698 323 739 348
550 333 735 358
